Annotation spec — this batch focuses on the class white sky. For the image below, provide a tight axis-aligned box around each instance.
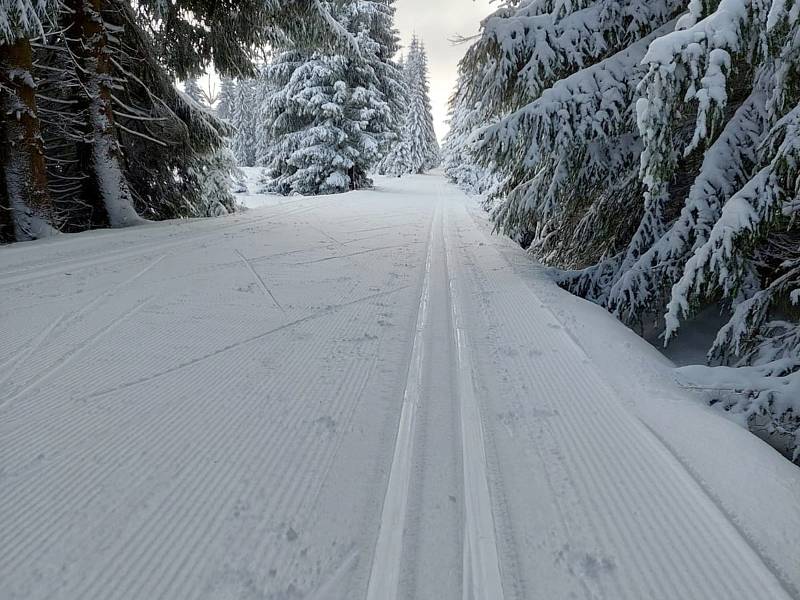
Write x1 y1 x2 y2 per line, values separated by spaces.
394 0 495 141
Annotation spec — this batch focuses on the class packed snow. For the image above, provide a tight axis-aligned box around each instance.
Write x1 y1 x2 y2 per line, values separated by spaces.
2 174 798 599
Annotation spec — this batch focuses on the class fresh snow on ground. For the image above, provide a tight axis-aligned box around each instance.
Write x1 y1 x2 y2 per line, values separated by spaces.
1 174 799 599
234 167 287 209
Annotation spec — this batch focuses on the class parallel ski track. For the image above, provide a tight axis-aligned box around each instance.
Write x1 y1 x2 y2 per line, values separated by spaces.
367 196 508 600
365 202 439 600
447 198 792 600
442 201 505 600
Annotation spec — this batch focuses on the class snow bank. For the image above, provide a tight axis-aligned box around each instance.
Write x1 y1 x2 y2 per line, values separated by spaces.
465 197 800 596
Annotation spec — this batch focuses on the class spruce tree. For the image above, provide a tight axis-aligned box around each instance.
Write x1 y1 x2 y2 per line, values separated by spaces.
62 0 144 228
261 1 398 195
454 0 681 266
0 0 357 242
232 77 259 167
639 1 800 457
449 0 800 459
183 77 205 105
262 49 388 194
442 73 497 197
380 36 439 176
193 145 241 217
351 0 405 161
254 69 276 167
216 77 236 121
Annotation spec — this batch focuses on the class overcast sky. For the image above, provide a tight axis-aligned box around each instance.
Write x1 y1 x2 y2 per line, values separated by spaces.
394 0 494 141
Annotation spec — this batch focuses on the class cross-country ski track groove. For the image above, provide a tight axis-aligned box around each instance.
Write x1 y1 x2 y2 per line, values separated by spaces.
1 174 797 600
366 202 438 600
442 203 505 600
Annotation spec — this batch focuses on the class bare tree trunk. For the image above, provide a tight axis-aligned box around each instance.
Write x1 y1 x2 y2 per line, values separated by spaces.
0 37 55 241
65 0 140 228
0 128 14 242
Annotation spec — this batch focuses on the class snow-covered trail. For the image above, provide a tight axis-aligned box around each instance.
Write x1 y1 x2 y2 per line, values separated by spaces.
1 175 797 599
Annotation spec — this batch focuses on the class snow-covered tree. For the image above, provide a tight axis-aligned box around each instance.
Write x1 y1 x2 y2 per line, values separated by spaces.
0 0 359 243
194 145 242 216
449 0 800 460
458 0 682 265
260 1 399 195
442 72 498 197
637 0 800 458
84 0 236 222
261 49 387 194
351 0 406 160
0 0 59 241
231 77 259 167
253 69 276 167
183 77 205 105
379 36 438 176
216 77 236 121
61 0 143 229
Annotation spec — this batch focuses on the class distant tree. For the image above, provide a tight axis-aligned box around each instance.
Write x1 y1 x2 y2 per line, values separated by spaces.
260 0 402 195
183 77 205 105
378 36 438 176
217 77 236 121
232 78 259 167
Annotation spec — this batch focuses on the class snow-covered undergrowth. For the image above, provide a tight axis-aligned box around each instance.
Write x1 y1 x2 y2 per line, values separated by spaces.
445 0 800 462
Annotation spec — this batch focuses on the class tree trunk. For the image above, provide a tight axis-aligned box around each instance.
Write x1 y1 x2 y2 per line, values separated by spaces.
65 0 140 228
0 128 14 243
0 37 55 241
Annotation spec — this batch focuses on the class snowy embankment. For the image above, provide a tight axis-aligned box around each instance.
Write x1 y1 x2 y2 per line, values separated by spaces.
464 199 800 594
1 174 798 598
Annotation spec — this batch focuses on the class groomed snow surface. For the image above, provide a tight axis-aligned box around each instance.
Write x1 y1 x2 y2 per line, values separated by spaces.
2 174 799 599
